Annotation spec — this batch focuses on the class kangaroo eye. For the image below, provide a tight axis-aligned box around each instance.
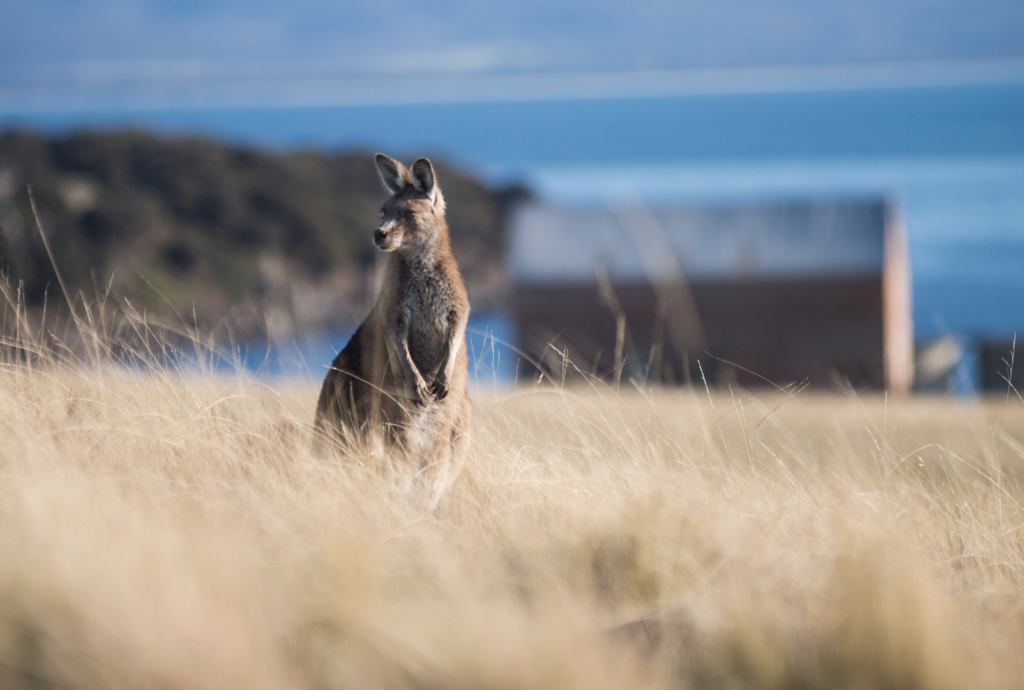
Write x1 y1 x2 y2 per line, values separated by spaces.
403 210 416 221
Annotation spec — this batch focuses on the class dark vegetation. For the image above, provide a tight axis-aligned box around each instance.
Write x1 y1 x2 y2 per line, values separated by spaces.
0 129 527 336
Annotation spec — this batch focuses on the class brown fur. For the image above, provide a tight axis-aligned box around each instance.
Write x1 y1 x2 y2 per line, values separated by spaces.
314 154 471 506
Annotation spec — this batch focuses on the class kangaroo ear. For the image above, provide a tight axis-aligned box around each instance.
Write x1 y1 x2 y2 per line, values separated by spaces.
411 158 445 211
375 153 409 194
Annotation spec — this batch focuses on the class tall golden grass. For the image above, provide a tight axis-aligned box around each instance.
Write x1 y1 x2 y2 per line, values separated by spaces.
2 279 1024 688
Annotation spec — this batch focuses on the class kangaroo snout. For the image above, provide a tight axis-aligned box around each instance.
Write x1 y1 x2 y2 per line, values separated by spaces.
375 224 402 252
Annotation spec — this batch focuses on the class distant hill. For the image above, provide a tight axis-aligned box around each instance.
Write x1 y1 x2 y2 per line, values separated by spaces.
0 130 526 336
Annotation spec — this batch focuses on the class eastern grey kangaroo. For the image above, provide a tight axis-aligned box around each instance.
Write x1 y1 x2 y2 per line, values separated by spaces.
314 154 471 506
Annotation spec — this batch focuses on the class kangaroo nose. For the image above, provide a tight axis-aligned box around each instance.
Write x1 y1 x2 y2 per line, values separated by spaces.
373 228 386 245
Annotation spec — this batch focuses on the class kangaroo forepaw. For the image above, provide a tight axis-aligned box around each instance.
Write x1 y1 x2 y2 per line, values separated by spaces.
430 379 449 400
413 380 433 406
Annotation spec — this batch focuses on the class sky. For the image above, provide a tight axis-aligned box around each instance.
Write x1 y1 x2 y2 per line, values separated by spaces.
3 0 1024 108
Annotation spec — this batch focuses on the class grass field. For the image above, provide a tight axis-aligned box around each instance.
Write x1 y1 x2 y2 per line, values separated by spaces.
2 321 1024 688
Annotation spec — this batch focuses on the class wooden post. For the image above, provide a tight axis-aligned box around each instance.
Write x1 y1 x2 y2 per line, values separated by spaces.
883 199 914 394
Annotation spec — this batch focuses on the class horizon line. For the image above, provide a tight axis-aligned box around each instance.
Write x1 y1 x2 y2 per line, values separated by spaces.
2 57 1024 114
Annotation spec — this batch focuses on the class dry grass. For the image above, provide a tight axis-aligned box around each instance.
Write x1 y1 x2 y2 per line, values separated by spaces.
2 317 1024 689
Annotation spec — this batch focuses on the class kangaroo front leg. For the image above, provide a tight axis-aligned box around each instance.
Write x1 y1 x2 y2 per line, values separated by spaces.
385 309 432 406
430 308 469 401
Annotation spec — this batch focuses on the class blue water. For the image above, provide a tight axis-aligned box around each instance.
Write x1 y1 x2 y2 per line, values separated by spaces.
4 80 1024 347
5 83 1024 169
232 313 520 385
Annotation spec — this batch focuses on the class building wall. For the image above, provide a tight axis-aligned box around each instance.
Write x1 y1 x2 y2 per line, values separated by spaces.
980 341 1024 392
515 278 885 388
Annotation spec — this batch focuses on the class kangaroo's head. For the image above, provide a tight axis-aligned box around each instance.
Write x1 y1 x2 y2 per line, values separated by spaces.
372 154 447 255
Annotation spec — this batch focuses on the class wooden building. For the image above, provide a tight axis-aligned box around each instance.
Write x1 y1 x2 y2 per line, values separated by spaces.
510 199 913 391
980 340 1023 393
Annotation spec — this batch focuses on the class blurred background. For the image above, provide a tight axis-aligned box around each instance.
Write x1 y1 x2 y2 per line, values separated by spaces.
1 0 1023 392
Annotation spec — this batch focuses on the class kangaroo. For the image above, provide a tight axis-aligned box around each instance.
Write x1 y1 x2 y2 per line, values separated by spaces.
314 154 471 507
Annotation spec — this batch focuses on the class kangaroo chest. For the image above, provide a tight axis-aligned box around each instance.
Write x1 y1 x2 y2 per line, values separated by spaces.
398 260 451 371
